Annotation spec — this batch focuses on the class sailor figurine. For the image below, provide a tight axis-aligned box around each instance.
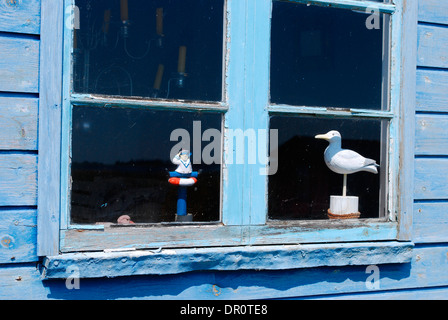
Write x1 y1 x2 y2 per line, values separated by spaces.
171 149 198 178
168 149 198 222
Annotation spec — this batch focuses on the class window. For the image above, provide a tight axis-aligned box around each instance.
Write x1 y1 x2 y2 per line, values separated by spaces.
71 107 222 224
271 2 388 110
65 0 225 228
269 116 387 220
72 0 224 101
268 1 391 221
50 0 410 256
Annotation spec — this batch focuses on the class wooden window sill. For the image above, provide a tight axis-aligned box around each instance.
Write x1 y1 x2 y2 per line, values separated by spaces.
41 241 413 279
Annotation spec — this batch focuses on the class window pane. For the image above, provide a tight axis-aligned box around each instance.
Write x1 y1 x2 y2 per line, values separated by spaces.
71 106 222 224
73 0 224 102
268 116 385 220
270 1 387 110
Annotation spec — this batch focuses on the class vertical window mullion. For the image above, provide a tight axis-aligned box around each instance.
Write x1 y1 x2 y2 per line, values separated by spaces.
60 0 75 231
222 0 247 226
222 0 271 227
244 0 271 226
388 0 403 222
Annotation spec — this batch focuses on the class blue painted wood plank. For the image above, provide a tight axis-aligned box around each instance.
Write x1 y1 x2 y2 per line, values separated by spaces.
0 244 447 300
415 114 448 155
0 34 39 93
0 0 40 35
248 221 398 245
413 202 448 243
61 225 244 252
0 97 38 150
60 221 398 252
0 265 49 299
42 241 413 279
170 245 448 300
3 244 443 300
414 158 448 200
0 209 37 264
307 285 448 300
37 0 64 256
0 154 37 206
416 68 448 112
418 0 448 25
417 24 448 69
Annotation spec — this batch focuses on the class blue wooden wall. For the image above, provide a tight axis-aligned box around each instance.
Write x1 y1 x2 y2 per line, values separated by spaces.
0 0 448 300
0 0 40 268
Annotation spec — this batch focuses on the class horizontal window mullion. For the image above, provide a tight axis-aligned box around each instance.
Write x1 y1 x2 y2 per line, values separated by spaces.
268 104 395 119
280 0 396 14
70 93 229 113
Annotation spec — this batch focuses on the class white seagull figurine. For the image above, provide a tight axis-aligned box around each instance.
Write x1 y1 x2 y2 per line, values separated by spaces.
315 130 379 196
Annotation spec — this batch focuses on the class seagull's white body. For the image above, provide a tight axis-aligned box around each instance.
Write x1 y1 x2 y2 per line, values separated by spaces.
315 131 379 175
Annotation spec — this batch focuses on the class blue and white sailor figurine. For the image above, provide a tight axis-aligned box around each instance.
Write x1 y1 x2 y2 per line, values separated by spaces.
168 149 198 222
172 149 193 176
169 149 198 181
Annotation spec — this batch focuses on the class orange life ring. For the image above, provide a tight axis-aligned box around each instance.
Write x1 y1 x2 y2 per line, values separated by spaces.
168 177 197 186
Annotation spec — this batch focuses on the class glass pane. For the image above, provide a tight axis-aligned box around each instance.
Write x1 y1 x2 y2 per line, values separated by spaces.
270 1 387 110
268 116 385 220
73 0 224 102
71 106 222 224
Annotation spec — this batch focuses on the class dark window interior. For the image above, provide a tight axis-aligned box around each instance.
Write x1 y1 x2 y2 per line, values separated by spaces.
268 116 384 220
70 106 222 224
270 1 386 110
73 0 224 102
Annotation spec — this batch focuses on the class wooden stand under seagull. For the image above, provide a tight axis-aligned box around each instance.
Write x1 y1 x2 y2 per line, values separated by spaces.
315 130 379 219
